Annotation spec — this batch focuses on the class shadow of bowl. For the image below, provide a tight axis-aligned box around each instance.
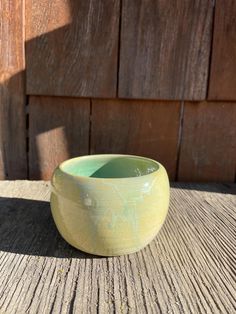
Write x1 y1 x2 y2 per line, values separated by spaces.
0 197 104 259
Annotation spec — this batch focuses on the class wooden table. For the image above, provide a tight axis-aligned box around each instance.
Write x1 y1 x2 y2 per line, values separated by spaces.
0 181 235 313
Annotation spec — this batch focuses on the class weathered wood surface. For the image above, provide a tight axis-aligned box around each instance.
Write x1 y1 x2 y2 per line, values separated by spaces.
178 102 236 182
209 0 236 100
26 0 120 97
0 181 235 313
29 96 90 180
91 99 181 180
119 0 213 100
0 0 27 179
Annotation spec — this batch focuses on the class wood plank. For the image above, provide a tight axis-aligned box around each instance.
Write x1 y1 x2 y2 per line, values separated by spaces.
0 181 235 312
26 0 120 98
178 102 236 182
119 0 213 100
29 96 90 180
208 0 236 100
0 0 27 179
91 99 181 180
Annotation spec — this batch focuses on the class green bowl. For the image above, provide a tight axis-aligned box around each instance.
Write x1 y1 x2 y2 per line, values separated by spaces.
50 154 170 256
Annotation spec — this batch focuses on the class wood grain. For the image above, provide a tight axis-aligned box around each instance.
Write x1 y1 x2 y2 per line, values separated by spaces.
208 0 236 100
0 181 235 313
119 0 213 100
26 0 120 97
178 102 236 182
0 0 27 179
91 99 181 180
29 96 90 180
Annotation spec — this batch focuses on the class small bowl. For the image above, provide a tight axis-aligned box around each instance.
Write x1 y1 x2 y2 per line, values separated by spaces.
50 154 170 256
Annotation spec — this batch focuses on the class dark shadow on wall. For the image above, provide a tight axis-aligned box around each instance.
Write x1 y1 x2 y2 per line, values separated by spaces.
23 0 120 180
0 68 86 180
0 70 27 179
0 1 101 180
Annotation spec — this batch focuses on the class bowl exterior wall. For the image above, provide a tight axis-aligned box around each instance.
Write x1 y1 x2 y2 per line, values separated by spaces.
50 166 169 256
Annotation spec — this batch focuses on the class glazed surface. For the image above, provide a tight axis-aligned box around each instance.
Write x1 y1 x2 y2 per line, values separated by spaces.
51 155 170 256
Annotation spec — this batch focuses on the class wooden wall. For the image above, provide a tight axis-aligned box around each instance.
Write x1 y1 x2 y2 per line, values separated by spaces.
0 0 235 181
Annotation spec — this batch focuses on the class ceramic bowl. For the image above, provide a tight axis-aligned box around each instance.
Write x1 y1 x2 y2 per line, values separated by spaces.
50 154 170 256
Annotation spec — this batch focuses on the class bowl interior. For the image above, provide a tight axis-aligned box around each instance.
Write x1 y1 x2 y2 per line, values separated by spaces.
60 155 159 179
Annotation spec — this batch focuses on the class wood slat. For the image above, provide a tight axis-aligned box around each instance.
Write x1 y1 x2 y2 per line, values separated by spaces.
0 0 27 179
178 102 236 182
119 0 213 100
0 181 235 312
26 0 120 98
208 0 236 100
29 96 90 180
91 99 181 180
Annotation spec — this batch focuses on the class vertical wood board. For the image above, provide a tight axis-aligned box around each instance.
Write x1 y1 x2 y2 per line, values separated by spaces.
119 0 213 100
26 0 120 98
208 0 236 100
91 99 181 180
178 102 236 182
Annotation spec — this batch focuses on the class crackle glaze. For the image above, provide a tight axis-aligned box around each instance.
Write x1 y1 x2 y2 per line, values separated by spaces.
50 154 170 256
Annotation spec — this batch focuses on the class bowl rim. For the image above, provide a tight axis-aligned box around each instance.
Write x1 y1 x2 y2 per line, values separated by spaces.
57 154 165 181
